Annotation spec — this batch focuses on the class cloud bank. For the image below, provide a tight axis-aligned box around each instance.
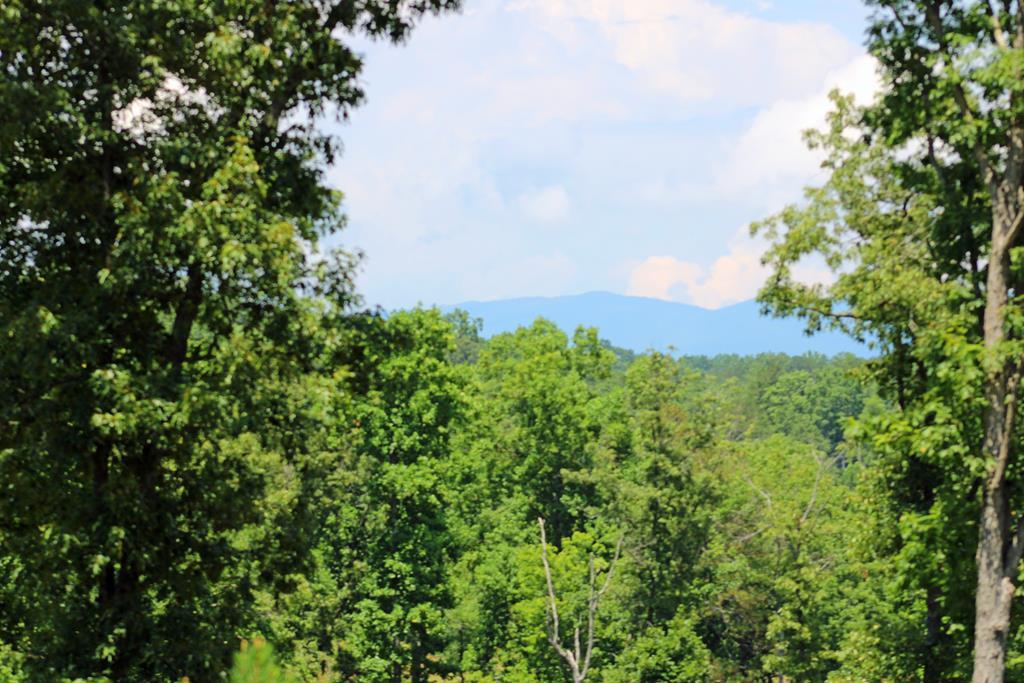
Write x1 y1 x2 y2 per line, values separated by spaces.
327 0 873 309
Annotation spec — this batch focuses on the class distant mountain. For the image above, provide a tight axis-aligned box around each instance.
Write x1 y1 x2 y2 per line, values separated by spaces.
441 291 864 357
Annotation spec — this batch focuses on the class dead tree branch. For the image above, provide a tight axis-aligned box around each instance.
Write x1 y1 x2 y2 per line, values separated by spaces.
538 517 623 683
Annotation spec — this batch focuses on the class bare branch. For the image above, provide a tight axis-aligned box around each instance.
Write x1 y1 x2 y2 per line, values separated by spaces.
736 526 770 544
1006 513 1024 578
538 518 623 683
799 303 866 322
539 518 580 681
744 475 773 509
1016 0 1024 48
595 534 624 599
538 518 563 651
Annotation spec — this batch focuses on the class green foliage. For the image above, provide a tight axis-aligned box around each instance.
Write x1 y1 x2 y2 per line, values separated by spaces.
752 2 1024 678
760 366 864 451
0 642 26 683
331 309 466 681
3 0 967 680
229 639 298 683
0 0 458 679
603 612 710 683
431 323 872 682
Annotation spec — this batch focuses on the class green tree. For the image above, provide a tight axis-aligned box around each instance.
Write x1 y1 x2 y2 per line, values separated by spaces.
332 309 465 682
537 517 623 683
0 642 26 683
583 352 716 681
454 320 604 542
756 92 983 681
442 321 606 679
444 309 485 365
605 353 713 626
697 436 853 681
760 366 866 452
0 0 457 678
424 319 875 681
756 1 1024 677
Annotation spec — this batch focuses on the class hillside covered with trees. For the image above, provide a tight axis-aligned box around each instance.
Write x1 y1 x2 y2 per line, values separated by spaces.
3 0 1024 681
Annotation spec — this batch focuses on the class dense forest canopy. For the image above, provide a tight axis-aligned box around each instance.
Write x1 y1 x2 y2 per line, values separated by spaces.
2 0 1024 681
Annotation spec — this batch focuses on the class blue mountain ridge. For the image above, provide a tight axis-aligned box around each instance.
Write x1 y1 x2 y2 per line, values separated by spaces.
438 291 864 357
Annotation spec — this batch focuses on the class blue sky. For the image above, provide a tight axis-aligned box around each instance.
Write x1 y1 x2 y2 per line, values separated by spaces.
325 0 877 309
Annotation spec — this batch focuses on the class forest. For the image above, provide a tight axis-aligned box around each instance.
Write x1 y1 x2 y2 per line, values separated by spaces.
3 0 1024 681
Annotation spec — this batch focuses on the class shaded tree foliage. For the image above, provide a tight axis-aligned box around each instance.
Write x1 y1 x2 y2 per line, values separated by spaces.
0 0 457 678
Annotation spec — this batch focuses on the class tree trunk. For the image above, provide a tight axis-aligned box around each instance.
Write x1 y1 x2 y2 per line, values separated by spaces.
973 484 1014 683
411 623 426 683
391 636 402 683
971 190 1022 683
924 584 943 683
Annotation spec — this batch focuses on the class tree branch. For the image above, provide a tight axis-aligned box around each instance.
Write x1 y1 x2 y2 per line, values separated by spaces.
538 518 574 673
744 475 773 508
1006 512 1024 578
1006 197 1024 248
167 262 203 371
538 518 623 683
986 0 1011 48
923 1 999 195
1016 0 1024 47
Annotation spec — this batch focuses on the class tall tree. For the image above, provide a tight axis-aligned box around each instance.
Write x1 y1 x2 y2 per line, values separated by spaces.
333 309 465 682
756 1 1024 677
0 0 457 678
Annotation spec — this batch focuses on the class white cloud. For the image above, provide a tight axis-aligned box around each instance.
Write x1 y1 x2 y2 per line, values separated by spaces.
626 256 704 302
627 229 834 309
713 54 881 206
627 234 765 308
510 0 859 107
622 53 881 211
518 185 571 222
326 0 870 308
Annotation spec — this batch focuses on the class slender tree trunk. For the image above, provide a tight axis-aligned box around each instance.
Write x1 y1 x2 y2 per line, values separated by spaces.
971 190 1022 683
924 584 943 683
391 636 402 683
411 623 426 683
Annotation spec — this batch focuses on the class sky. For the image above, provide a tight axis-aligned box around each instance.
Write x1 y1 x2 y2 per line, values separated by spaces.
324 0 879 310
